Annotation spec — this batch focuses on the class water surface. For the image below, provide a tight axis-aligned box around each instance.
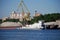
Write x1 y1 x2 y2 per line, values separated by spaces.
0 29 60 40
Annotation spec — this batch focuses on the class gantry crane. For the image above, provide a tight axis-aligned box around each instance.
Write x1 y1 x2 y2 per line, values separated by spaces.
17 0 31 21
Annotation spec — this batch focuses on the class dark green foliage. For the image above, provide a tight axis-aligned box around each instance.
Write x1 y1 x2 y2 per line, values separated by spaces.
44 13 60 22
29 19 35 24
4 19 19 22
1 13 60 24
30 13 60 24
0 19 2 24
33 15 44 22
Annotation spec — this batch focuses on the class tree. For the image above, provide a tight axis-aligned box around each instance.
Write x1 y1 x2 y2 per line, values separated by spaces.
30 13 60 24
0 19 2 24
44 13 60 22
4 19 19 22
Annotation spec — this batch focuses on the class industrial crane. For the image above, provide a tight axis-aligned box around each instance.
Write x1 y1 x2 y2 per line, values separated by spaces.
17 0 31 21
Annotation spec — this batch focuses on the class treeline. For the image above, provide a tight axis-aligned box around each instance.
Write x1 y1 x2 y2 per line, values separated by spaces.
0 13 60 24
0 19 2 24
3 19 19 22
30 13 60 24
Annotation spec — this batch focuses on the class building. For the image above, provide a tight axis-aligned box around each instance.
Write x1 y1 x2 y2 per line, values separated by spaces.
10 11 20 19
10 11 31 21
44 20 60 29
34 10 41 17
56 20 60 28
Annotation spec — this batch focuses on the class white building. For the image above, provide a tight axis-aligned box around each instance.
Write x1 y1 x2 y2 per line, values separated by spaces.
10 11 31 21
10 11 20 19
56 20 60 28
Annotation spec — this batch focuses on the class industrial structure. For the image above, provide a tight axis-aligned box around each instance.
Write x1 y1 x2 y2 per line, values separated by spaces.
2 0 41 22
1 0 60 29
34 10 41 17
10 0 31 21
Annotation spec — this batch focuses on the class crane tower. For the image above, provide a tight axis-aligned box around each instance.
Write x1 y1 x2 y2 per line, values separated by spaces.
10 0 31 21
17 0 31 21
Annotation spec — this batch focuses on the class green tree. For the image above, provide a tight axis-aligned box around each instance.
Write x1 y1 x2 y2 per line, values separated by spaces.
0 19 2 24
4 19 19 22
30 13 60 24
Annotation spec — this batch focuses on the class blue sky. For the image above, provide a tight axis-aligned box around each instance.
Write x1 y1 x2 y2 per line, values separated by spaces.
0 0 60 18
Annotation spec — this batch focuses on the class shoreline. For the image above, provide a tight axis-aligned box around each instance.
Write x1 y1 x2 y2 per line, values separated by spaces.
0 26 60 30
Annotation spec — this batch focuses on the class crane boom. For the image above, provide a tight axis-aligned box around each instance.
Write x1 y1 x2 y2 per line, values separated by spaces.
17 0 30 13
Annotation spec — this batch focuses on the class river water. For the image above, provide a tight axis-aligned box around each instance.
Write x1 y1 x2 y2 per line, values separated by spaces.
0 29 60 40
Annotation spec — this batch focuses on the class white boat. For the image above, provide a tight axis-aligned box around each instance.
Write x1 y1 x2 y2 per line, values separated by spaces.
17 21 44 29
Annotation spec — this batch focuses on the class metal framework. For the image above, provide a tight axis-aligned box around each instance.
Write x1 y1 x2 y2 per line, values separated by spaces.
17 0 30 13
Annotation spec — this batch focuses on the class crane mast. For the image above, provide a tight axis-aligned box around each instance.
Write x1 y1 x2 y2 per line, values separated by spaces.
17 0 31 21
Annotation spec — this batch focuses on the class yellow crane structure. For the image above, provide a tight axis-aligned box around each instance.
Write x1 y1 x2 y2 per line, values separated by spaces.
17 0 31 21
